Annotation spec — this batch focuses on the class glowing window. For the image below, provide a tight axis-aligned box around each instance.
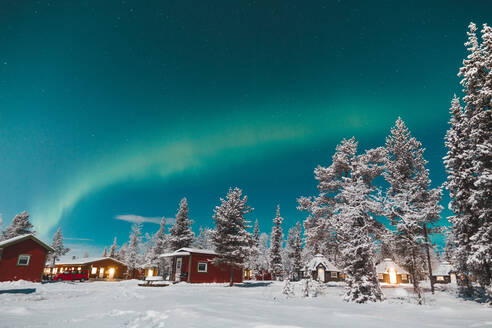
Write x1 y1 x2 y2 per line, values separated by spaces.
91 267 97 274
197 262 208 273
437 276 444 281
17 255 31 266
401 274 408 280
378 273 383 280
77 267 82 270
147 269 154 277
53 268 58 274
331 271 338 278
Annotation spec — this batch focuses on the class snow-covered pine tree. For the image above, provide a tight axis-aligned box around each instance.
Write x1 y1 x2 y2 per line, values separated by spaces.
297 197 327 259
102 247 108 257
116 243 128 262
283 228 294 278
1 211 35 241
444 95 475 293
125 223 142 279
467 23 492 292
290 221 303 281
303 138 386 303
256 232 270 274
269 205 284 279
168 198 194 251
384 118 442 302
445 23 492 294
150 217 170 276
109 237 118 258
48 227 70 266
211 187 253 286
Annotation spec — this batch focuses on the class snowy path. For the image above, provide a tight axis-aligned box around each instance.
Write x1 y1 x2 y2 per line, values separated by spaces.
0 280 490 328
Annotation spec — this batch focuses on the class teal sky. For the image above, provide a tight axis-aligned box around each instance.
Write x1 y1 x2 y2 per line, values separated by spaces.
0 1 490 256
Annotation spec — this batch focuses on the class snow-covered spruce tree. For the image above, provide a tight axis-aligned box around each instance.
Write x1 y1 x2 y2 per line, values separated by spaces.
256 232 270 274
102 247 108 257
284 221 303 280
269 205 284 279
48 227 70 266
116 243 128 262
445 23 492 294
211 187 253 286
109 237 118 258
467 23 492 292
384 118 442 302
168 197 194 251
151 217 170 276
282 228 294 278
297 197 327 259
303 138 386 303
126 223 142 279
444 95 475 293
1 211 35 241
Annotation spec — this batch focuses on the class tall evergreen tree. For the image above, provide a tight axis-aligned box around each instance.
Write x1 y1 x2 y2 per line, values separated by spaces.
384 118 442 302
286 221 303 281
109 237 118 258
211 187 253 286
297 197 327 258
256 233 270 273
168 198 194 251
102 247 108 257
48 227 70 266
150 218 170 275
269 205 284 279
302 138 386 303
126 223 142 278
1 211 35 241
445 23 492 295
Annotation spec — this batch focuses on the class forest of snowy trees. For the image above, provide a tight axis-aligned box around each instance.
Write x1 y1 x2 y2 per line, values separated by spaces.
0 22 489 304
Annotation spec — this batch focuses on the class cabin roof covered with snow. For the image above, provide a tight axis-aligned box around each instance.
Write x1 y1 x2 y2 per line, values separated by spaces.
56 256 127 266
376 258 409 274
303 254 341 272
0 234 54 252
161 247 216 258
432 262 454 276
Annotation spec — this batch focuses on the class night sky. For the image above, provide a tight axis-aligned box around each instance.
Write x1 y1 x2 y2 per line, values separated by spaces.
1 1 491 256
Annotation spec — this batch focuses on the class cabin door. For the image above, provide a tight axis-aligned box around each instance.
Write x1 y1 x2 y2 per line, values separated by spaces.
175 258 182 282
450 273 457 285
317 267 325 282
389 269 397 284
99 267 105 279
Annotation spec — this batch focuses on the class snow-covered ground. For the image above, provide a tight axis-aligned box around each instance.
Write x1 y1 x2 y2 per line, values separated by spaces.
0 280 490 328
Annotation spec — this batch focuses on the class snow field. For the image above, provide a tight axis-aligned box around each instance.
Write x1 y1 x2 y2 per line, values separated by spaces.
0 280 490 328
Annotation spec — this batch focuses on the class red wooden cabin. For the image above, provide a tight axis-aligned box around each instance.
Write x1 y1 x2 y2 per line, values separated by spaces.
0 234 54 282
161 248 243 284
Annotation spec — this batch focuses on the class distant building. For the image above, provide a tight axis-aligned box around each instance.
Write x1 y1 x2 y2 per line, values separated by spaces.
301 254 342 282
0 234 54 282
431 261 456 284
376 258 410 284
161 248 243 284
46 257 128 280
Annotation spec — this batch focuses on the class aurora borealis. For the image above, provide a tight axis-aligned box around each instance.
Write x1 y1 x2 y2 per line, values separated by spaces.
1 1 491 255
